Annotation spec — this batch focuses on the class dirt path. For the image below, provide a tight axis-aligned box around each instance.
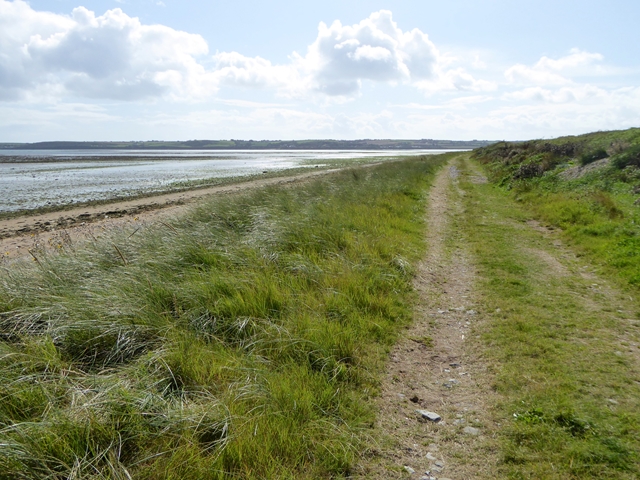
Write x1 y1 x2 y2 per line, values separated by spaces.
1 167 343 262
357 157 499 479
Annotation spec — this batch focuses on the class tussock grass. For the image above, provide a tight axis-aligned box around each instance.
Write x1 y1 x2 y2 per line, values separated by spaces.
0 155 447 478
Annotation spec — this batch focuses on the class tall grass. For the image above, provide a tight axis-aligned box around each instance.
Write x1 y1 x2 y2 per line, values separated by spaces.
0 155 447 479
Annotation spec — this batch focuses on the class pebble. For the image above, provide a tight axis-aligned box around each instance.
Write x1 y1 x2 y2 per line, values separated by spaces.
404 466 416 474
426 452 437 461
463 426 480 435
416 410 442 422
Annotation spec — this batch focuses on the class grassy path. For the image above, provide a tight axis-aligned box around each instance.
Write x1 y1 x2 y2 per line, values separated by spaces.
361 153 640 479
456 154 640 478
357 156 499 479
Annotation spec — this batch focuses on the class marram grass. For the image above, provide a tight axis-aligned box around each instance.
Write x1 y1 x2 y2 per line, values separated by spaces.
0 155 447 479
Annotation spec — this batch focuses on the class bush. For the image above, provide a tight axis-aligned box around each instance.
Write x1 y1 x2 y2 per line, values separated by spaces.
579 148 608 166
611 144 640 169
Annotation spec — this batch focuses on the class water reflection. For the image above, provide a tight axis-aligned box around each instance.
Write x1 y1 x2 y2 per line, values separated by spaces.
0 149 450 212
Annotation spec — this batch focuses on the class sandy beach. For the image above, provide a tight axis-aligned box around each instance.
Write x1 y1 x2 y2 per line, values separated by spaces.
1 168 341 262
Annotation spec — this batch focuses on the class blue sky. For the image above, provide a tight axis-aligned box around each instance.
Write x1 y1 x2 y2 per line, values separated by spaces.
1 0 639 141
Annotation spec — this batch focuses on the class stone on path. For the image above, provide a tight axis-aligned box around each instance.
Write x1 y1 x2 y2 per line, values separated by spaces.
416 410 441 422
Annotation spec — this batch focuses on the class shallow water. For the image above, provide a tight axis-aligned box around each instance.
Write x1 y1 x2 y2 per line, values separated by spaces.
0 149 452 212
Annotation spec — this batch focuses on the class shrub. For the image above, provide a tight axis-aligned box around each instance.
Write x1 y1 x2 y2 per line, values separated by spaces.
513 163 543 180
579 148 608 166
611 144 640 169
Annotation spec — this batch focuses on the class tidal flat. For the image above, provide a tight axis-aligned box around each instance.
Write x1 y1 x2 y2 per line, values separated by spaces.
0 149 449 213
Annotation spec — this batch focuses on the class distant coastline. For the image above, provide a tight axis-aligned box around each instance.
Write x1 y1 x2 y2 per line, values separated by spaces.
0 138 494 151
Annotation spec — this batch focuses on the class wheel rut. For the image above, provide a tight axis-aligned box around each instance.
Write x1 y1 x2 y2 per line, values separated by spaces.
357 157 498 479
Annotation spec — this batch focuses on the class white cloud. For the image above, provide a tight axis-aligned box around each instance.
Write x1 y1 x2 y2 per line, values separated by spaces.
297 10 439 95
0 0 215 101
210 51 304 95
208 10 491 99
505 48 604 86
207 10 478 98
415 67 497 94
0 4 491 103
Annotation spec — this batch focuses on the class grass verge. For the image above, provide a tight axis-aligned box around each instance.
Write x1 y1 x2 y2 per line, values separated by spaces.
472 128 640 288
455 155 640 479
0 154 448 479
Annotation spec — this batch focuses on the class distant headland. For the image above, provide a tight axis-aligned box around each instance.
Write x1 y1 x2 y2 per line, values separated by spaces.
0 139 494 150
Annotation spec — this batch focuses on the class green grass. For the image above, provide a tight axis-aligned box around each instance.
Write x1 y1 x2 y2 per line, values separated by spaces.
455 155 640 479
0 154 449 479
472 128 640 288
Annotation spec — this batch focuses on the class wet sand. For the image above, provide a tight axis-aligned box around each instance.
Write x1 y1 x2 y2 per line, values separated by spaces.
1 168 341 262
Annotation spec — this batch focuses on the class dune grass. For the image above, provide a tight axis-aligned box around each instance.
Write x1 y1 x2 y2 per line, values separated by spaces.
0 154 448 479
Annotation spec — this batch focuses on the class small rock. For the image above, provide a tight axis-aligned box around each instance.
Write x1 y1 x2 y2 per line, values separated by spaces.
463 426 480 436
416 410 441 422
410 395 420 403
449 362 461 368
466 309 477 315
454 419 466 425
426 452 437 461
404 465 416 474
435 460 444 468
431 466 443 473
608 398 619 405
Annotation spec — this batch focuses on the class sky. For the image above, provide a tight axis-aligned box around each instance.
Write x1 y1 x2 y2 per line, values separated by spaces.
1 0 639 142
